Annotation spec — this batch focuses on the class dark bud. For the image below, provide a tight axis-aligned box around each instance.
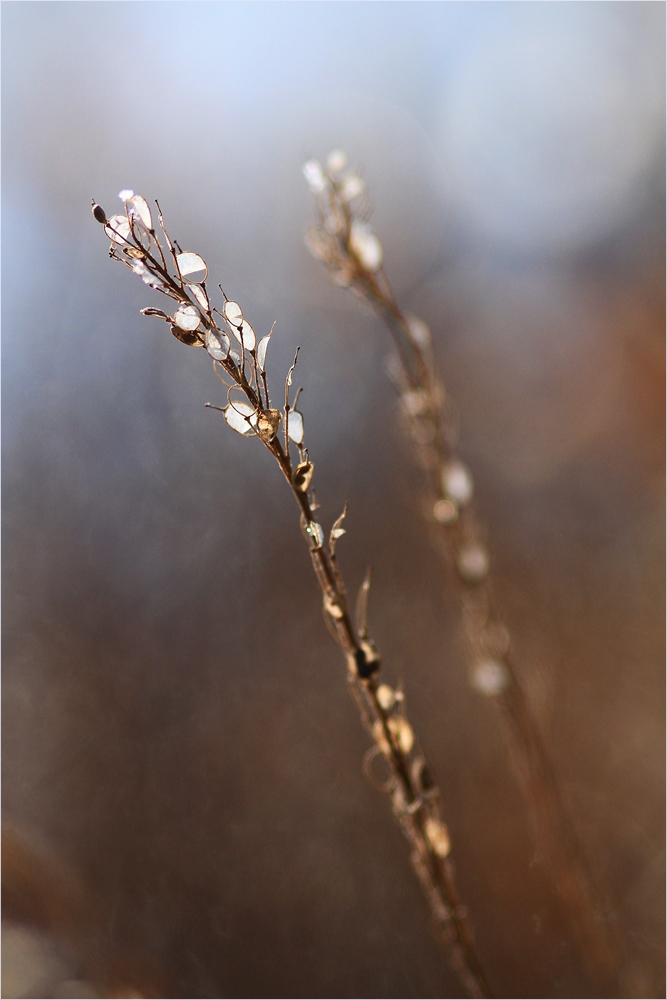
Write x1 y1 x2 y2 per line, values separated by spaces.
354 642 380 679
91 200 107 224
170 325 205 348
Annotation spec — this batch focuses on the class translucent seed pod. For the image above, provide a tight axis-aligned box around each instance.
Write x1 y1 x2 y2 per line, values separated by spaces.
131 261 151 280
302 159 326 193
340 174 365 203
424 818 452 859
349 220 383 272
223 300 243 326
287 409 304 445
239 320 255 351
173 304 200 331
224 401 257 436
376 685 396 712
433 499 458 525
457 542 490 583
305 521 324 546
326 149 348 174
442 461 473 506
127 195 152 231
205 328 230 362
256 334 272 372
104 215 131 244
470 659 509 697
189 284 209 312
388 717 415 755
406 315 431 349
176 252 208 284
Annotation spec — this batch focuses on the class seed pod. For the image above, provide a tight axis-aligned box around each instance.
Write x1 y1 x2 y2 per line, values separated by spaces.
292 460 314 492
170 324 204 348
424 818 451 858
257 409 281 442
91 201 107 224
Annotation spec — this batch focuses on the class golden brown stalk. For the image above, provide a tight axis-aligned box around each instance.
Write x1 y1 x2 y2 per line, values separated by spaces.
302 152 618 992
93 191 493 999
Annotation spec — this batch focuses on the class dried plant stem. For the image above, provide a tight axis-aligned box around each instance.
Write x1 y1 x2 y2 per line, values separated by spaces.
303 154 618 991
93 192 492 999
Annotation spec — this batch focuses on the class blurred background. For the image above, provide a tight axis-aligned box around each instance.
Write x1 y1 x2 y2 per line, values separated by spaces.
2 3 664 997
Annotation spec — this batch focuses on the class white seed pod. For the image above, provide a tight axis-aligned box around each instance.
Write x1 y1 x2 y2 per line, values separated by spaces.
340 174 365 202
442 461 473 506
303 159 326 193
305 521 324 547
189 284 209 312
205 327 230 362
224 401 257 436
349 220 383 272
176 251 208 284
406 315 431 349
131 261 151 281
257 333 272 372
376 684 396 712
326 149 348 174
287 409 304 445
104 214 131 244
239 320 255 351
173 304 200 332
223 300 243 326
457 542 489 582
127 194 152 231
387 717 415 755
470 659 508 697
424 818 452 859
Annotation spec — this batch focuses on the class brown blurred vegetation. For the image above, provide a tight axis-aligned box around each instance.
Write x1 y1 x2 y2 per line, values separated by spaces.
2 4 664 998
